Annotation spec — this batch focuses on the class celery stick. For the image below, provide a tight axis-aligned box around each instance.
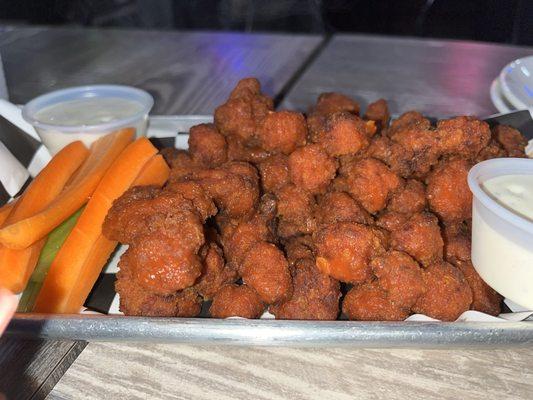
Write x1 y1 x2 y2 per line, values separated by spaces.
18 207 84 312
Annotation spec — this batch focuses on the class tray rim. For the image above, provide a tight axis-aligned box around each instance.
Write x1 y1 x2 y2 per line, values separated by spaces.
7 111 533 347
7 314 533 347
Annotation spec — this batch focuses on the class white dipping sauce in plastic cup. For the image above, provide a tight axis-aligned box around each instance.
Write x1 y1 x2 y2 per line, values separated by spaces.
22 85 154 154
468 158 533 310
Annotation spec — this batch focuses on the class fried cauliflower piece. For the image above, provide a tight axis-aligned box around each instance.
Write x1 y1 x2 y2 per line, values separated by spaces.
209 284 265 319
426 159 472 222
375 210 410 232
288 144 337 194
240 242 292 304
219 207 276 266
275 184 317 238
454 260 502 316
390 212 443 267
226 135 270 163
441 222 471 265
194 243 237 300
314 222 385 283
270 258 340 320
412 261 472 321
283 235 315 265
116 271 202 317
315 191 373 226
122 231 204 295
435 116 491 159
194 161 260 219
343 282 409 321
387 179 426 214
166 180 217 221
214 77 273 143
188 123 228 167
310 112 370 157
492 124 528 157
336 157 401 214
257 154 290 193
387 111 431 136
313 92 360 115
364 99 390 132
371 250 426 309
257 110 307 154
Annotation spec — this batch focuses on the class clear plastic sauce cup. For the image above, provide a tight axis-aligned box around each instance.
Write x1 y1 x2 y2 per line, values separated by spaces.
22 85 154 154
468 158 533 310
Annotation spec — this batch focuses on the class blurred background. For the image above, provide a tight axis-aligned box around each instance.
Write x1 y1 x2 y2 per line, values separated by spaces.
0 0 531 45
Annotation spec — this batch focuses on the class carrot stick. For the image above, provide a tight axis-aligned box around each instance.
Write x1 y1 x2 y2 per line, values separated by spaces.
0 141 89 293
0 129 134 249
34 138 160 313
61 155 170 313
0 202 15 226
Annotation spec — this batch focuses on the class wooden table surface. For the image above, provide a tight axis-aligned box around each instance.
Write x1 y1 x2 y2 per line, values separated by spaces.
0 26 322 400
0 27 532 400
281 34 533 117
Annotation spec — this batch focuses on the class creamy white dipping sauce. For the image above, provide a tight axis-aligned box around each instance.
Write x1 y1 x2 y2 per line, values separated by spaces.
471 173 533 310
482 174 533 222
34 97 143 126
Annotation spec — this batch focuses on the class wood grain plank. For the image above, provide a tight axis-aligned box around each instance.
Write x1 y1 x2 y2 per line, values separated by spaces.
0 338 86 400
49 343 533 400
281 34 533 118
0 28 322 114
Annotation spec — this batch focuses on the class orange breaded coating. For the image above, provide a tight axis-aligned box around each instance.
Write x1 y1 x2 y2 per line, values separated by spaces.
387 179 426 214
311 112 370 157
219 206 276 266
342 282 409 321
364 99 390 132
454 260 502 316
390 212 443 267
257 110 307 154
103 185 161 244
492 125 528 157
194 161 259 219
337 157 401 214
226 135 270 163
283 235 315 265
412 262 472 321
166 180 217 221
209 284 265 319
164 150 202 182
315 191 373 226
442 222 471 265
476 139 507 162
257 154 290 193
288 144 337 194
387 111 431 136
194 243 237 300
188 123 227 167
270 258 340 320
123 232 203 295
376 210 410 232
314 222 385 283
435 116 491 159
275 184 317 238
371 251 426 309
116 269 202 317
241 242 292 304
313 92 360 115
214 78 273 142
426 159 472 222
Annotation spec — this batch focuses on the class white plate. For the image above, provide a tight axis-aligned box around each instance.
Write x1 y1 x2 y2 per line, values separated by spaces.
490 78 515 113
499 55 533 110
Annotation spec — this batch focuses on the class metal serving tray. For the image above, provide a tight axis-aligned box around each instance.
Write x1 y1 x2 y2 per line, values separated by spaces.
5 111 533 348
